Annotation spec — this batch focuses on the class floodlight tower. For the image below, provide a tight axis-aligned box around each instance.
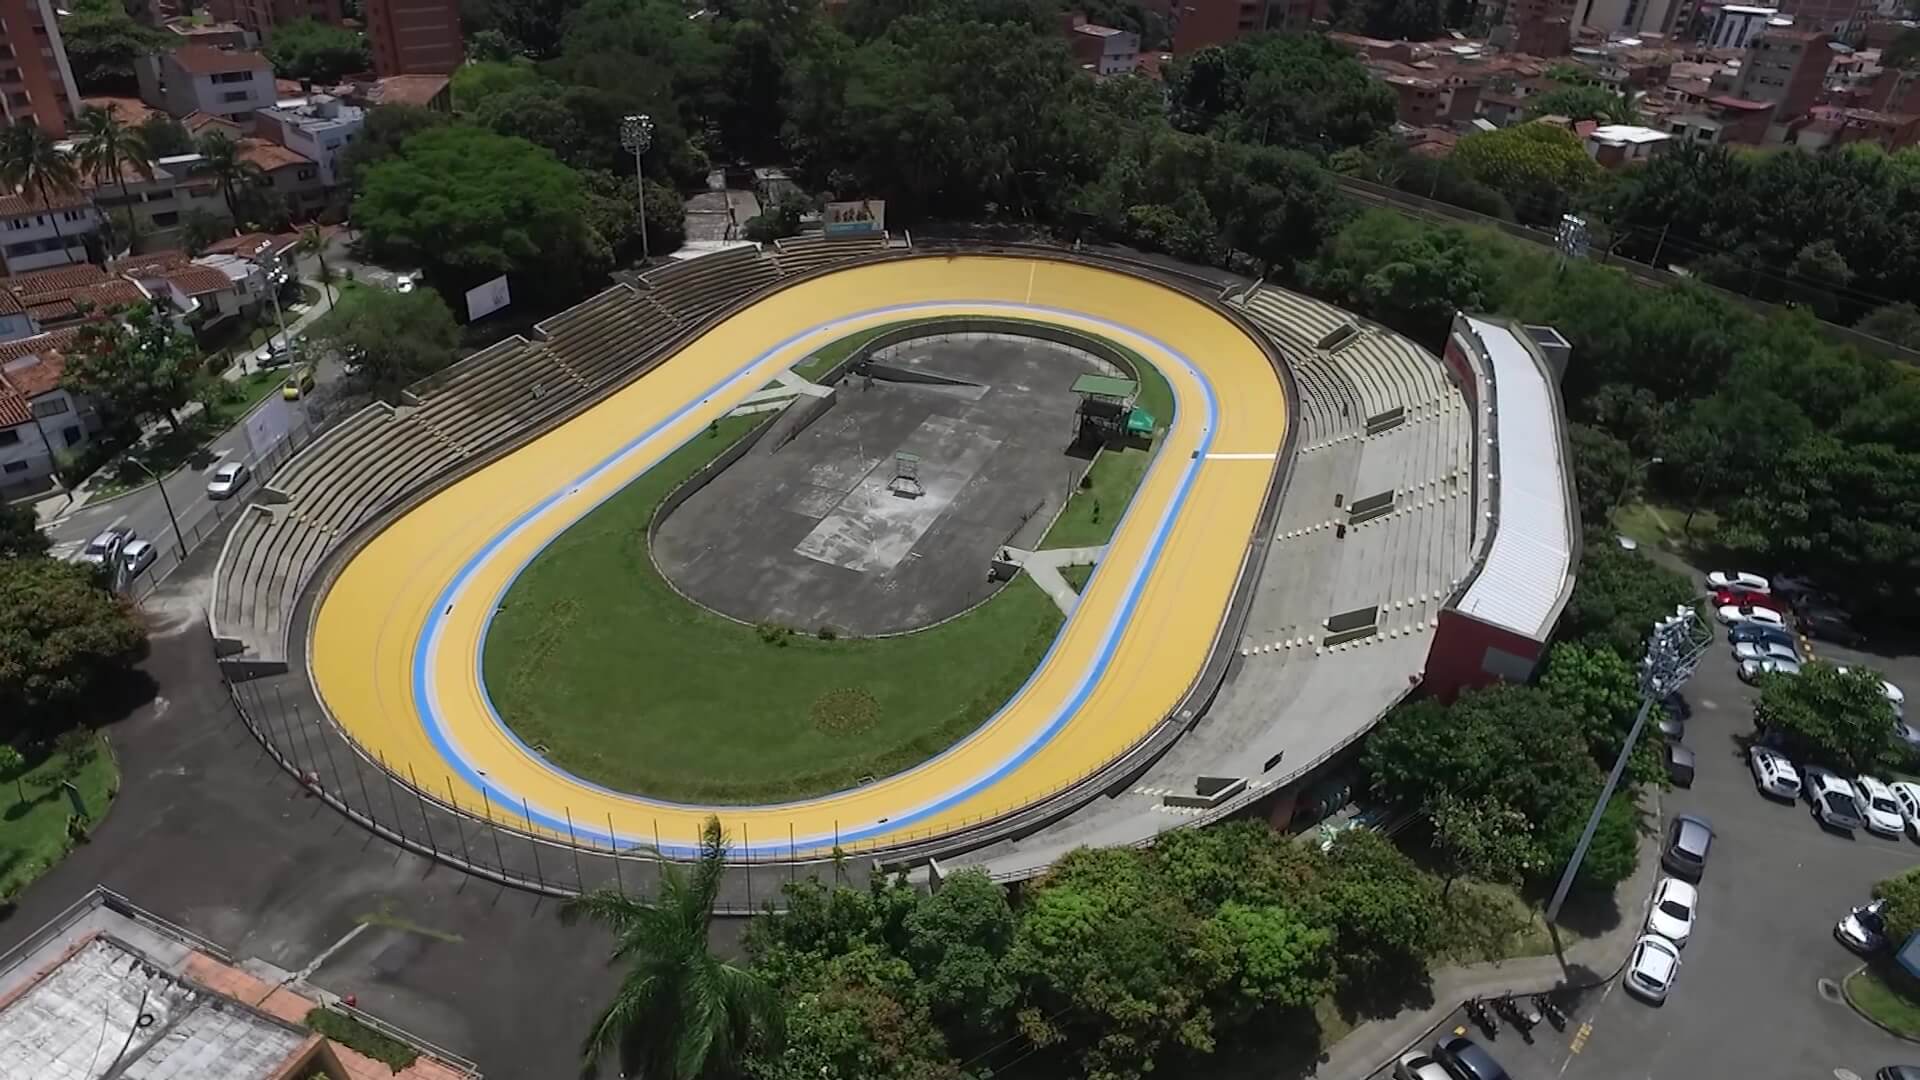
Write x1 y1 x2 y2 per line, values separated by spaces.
619 114 655 266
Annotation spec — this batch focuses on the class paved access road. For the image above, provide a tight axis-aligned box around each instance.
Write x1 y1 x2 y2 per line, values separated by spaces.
1555 624 1920 1080
310 255 1289 857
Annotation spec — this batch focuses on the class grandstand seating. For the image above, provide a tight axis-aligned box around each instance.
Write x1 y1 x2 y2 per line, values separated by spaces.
536 286 678 388
642 247 780 325
771 234 889 276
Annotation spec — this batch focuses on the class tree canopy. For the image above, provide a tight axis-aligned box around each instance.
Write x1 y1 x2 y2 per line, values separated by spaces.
0 557 147 739
1754 662 1901 774
66 304 200 433
310 286 461 399
264 19 372 83
55 0 169 94
354 125 608 304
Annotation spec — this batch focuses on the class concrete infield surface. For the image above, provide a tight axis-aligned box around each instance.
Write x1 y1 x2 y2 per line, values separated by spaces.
307 255 1287 857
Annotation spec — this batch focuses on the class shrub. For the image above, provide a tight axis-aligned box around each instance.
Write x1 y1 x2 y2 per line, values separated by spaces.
304 1008 419 1071
816 625 838 640
811 688 880 735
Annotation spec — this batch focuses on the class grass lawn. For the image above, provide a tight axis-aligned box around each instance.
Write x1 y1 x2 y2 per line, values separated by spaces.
484 316 1172 804
484 414 1065 804
1847 966 1920 1038
792 324 899 382
1613 499 1722 558
0 736 117 901
1039 335 1173 551
1060 563 1094 593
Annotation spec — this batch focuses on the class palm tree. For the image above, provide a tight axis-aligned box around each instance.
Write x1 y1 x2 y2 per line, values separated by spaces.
0 120 82 264
295 223 334 308
72 107 153 253
197 131 258 225
561 816 780 1079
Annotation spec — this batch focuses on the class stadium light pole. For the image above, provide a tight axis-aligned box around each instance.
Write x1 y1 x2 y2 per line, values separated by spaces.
126 455 186 560
1546 604 1708 926
619 114 655 267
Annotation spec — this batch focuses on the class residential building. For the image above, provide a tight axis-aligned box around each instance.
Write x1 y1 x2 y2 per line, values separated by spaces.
204 229 300 277
1772 0 1871 36
1171 0 1269 53
206 0 343 37
1709 4 1780 46
1798 102 1920 146
137 45 276 124
1572 0 1689 37
0 326 99 496
238 138 323 215
1508 0 1575 55
365 0 464 75
253 94 363 186
1868 61 1920 112
115 255 252 325
1064 15 1141 74
0 0 83 136
1735 27 1832 123
342 72 452 111
1586 121 1675 163
162 16 255 49
0 288 33 342
1387 75 1448 125
85 152 231 253
1664 92 1775 142
0 189 100 274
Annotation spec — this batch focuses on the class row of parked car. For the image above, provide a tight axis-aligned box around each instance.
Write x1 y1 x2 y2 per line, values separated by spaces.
1748 744 1920 839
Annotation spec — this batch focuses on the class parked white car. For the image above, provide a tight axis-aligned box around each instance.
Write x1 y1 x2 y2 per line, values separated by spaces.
1393 1050 1454 1080
1890 781 1920 840
1837 898 1889 953
79 525 134 567
1749 745 1801 800
1805 766 1867 832
1733 640 1800 664
1739 657 1802 683
1856 775 1908 838
206 460 250 499
1625 934 1682 1004
1707 571 1771 592
119 538 156 578
1718 604 1788 629
1647 877 1698 947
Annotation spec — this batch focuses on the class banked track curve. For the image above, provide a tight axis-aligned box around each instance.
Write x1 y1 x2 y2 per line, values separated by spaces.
308 254 1288 857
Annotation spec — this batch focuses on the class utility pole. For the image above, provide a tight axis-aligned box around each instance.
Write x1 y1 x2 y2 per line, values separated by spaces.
619 114 655 267
126 456 186 559
1546 605 1707 925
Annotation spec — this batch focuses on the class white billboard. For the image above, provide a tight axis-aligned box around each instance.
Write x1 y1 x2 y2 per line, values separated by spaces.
464 275 512 322
823 200 885 237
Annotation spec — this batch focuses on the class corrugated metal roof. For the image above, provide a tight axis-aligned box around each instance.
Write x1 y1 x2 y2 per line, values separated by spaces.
1455 316 1573 640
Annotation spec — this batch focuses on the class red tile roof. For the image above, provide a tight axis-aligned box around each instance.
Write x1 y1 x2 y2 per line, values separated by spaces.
167 44 270 76
5 264 147 325
182 112 244 136
238 139 312 173
1710 94 1774 111
6 263 109 293
0 187 92 217
109 251 191 278
0 327 84 411
205 231 298 260
0 390 28 427
80 96 161 125
366 74 450 108
165 265 236 296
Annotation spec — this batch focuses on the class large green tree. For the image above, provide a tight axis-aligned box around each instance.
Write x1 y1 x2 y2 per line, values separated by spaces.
1754 662 1901 774
563 817 781 1079
354 124 609 304
1452 123 1601 225
53 0 168 94
1167 34 1395 155
0 502 49 559
264 19 372 83
1302 211 1493 346
66 304 200 433
1876 866 1920 947
310 287 461 399
1555 541 1695 659
0 558 147 739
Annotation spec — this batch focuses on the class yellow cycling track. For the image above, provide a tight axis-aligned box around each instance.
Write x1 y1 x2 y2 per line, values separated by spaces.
309 255 1288 858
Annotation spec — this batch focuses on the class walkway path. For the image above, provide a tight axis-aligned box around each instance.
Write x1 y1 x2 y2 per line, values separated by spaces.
1001 545 1106 616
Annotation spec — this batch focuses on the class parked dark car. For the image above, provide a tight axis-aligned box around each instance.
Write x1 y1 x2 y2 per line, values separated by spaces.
1799 608 1866 647
1666 743 1696 788
1729 621 1797 648
1434 1035 1510 1080
1661 815 1713 880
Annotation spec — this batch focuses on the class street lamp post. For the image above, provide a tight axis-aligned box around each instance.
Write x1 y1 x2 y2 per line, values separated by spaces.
126 456 186 559
618 114 655 267
1545 604 1709 926
1618 453 1663 508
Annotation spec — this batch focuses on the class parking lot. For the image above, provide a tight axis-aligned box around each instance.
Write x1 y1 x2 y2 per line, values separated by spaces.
1560 616 1918 1079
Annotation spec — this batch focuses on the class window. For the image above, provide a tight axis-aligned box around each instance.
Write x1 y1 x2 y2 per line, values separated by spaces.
152 211 179 227
62 426 80 446
221 90 250 103
0 429 19 446
61 209 85 223
213 70 254 83
297 167 316 181
4 217 28 231
2 460 25 473
30 396 67 418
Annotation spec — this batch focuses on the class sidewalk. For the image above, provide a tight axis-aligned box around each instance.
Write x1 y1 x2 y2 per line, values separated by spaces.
1312 816 1661 1080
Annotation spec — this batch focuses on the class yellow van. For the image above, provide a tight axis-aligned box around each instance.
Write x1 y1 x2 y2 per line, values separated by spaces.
283 364 315 400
